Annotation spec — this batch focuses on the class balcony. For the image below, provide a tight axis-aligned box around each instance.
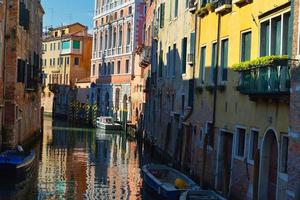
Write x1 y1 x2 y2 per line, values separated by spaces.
236 57 290 102
189 0 198 13
139 46 151 68
232 0 252 6
213 0 232 14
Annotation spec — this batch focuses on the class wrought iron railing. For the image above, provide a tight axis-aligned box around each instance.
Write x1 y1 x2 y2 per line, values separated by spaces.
237 61 290 95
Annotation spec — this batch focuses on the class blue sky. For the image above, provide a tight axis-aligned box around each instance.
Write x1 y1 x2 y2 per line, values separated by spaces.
41 0 94 30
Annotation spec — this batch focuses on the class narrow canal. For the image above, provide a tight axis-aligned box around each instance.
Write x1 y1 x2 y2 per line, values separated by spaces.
0 117 156 200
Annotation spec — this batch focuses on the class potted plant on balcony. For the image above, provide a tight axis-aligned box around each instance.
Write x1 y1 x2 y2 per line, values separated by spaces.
206 3 215 12
196 6 209 17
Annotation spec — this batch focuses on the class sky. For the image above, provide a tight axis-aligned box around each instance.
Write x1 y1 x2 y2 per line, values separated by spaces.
41 0 94 31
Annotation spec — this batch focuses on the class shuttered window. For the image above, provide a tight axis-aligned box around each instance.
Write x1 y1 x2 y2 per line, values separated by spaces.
200 46 206 83
17 59 25 83
260 21 270 56
160 3 165 28
210 43 217 83
73 40 80 49
220 39 228 81
181 37 187 74
241 31 251 62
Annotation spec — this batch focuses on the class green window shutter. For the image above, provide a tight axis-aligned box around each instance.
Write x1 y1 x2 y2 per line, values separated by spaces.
200 46 206 83
220 39 228 81
260 21 270 56
181 37 187 74
160 3 165 28
210 43 217 83
62 41 70 50
73 40 80 49
190 32 195 55
241 31 251 62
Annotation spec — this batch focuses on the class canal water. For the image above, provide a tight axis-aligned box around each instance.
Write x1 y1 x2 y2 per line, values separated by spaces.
0 117 156 200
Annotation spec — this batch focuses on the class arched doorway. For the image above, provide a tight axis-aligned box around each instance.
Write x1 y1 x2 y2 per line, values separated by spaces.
259 129 278 200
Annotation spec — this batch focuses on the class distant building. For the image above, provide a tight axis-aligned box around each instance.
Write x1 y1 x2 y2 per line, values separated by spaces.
41 23 92 114
91 0 145 121
1 0 44 149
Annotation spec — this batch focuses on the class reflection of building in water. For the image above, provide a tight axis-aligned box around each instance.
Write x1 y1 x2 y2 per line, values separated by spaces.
38 118 89 199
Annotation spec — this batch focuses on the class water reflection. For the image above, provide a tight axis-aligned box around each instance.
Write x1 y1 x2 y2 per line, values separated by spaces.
0 117 158 200
36 117 144 200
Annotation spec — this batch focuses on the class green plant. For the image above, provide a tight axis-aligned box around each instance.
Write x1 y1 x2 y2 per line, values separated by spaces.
206 3 214 11
232 55 289 71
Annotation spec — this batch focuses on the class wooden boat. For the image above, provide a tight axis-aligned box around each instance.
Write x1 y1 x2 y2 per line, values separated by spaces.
142 164 200 200
0 149 35 181
180 190 224 200
96 116 122 130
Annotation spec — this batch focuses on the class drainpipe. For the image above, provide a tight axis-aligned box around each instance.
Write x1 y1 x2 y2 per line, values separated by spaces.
201 12 221 188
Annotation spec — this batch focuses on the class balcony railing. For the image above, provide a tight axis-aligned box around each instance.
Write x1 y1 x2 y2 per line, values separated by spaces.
212 0 232 13
139 46 151 68
237 61 290 98
189 0 198 13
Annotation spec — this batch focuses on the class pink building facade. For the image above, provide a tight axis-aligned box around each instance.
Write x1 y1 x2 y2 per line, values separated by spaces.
91 0 145 120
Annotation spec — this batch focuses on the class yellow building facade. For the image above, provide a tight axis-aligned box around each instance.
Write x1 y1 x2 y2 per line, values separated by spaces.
190 0 292 199
41 23 92 114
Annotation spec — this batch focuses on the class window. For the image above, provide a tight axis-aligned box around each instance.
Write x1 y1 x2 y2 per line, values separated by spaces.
241 31 252 62
55 31 58 37
103 63 107 75
45 44 47 51
73 40 80 49
185 0 189 9
113 29 117 48
50 58 52 66
111 62 114 74
125 60 129 73
181 37 187 74
171 94 175 111
117 61 121 74
107 62 111 74
236 128 246 157
280 135 289 173
127 24 131 45
50 43 53 51
174 0 179 18
120 10 123 17
53 43 56 50
118 27 123 47
128 6 132 14
172 44 176 77
210 42 217 83
200 46 206 84
260 12 291 56
74 57 79 65
167 46 171 77
220 39 228 81
66 57 70 65
58 42 60 50
53 58 55 66
159 50 163 77
62 41 70 50
160 3 165 28
248 129 259 161
92 64 96 76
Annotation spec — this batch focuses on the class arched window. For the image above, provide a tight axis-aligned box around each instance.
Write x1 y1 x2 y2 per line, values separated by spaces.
126 23 131 45
113 27 117 48
118 26 123 47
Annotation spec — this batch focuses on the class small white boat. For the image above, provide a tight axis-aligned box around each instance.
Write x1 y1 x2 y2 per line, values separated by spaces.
96 116 122 131
142 164 200 200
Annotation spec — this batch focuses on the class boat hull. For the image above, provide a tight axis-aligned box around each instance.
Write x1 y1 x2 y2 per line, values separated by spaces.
0 150 35 182
97 123 122 130
142 164 199 200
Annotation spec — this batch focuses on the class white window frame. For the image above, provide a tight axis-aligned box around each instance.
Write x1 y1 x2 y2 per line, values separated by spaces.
259 9 290 57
